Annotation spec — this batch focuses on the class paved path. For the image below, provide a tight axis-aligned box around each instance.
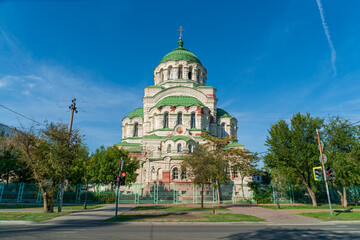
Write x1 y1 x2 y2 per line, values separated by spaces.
42 205 133 225
228 205 323 225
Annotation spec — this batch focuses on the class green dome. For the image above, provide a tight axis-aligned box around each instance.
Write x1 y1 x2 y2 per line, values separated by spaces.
160 40 201 64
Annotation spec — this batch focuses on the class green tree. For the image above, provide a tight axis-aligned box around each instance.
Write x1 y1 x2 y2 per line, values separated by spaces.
0 136 19 183
229 148 259 199
324 116 360 207
12 122 85 213
89 145 139 185
264 113 324 206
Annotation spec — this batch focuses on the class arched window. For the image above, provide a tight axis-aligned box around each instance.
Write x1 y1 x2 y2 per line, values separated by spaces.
177 112 182 125
157 168 162 180
221 123 226 137
197 70 200 82
164 112 169 128
160 69 164 82
177 143 182 152
181 170 186 180
133 123 139 137
178 66 183 79
191 113 196 128
188 67 192 80
188 144 193 153
172 167 179 180
167 144 172 153
168 66 173 79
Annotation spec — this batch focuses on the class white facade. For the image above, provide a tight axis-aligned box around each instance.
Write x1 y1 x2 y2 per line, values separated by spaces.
118 39 248 185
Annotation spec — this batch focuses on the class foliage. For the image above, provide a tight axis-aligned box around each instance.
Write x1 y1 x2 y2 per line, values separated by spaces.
323 116 360 206
0 137 31 183
248 182 272 204
264 113 324 206
89 145 139 185
11 122 86 213
94 191 116 203
67 146 91 184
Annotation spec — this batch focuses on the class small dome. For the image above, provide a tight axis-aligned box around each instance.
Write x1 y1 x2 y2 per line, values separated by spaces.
160 40 201 64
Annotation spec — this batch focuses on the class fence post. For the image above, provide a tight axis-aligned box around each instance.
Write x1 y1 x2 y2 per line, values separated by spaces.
17 183 24 203
0 183 4 203
76 184 81 203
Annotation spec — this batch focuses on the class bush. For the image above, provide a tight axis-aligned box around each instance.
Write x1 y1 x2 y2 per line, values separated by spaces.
248 182 272 204
95 191 115 203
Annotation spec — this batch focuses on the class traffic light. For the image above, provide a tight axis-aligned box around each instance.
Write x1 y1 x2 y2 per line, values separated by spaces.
120 172 127 185
313 167 322 181
325 167 336 181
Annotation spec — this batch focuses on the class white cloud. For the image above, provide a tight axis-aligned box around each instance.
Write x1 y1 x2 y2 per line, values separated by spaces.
316 0 337 76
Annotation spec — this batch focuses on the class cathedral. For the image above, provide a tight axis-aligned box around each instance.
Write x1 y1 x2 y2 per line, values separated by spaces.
118 35 245 185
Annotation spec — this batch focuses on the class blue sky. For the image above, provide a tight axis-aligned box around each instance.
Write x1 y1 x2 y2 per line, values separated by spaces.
1 0 360 156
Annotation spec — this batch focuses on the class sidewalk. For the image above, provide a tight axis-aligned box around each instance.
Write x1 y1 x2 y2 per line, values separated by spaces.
228 205 323 225
42 205 133 225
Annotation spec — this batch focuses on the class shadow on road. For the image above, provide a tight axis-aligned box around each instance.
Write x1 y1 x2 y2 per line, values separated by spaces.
222 227 357 240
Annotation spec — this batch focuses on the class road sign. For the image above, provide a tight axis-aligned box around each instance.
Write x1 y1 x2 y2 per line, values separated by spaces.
319 154 327 163
318 140 324 151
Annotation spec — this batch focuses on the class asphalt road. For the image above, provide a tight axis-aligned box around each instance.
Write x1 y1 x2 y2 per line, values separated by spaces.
1 222 360 240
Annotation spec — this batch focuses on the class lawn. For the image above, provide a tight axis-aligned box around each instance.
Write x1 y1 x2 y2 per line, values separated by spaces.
0 204 102 210
0 212 70 222
130 206 229 212
298 211 360 221
107 212 264 222
261 204 360 210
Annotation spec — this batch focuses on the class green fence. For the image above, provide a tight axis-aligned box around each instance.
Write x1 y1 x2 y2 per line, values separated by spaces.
0 182 359 205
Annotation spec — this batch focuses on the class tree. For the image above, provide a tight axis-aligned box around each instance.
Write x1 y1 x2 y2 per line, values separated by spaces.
0 136 19 183
181 144 215 208
264 113 324 206
323 116 360 207
228 148 259 199
12 122 85 213
89 145 139 185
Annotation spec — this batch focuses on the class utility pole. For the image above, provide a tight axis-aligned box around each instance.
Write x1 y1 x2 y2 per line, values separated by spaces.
316 129 333 216
58 99 78 213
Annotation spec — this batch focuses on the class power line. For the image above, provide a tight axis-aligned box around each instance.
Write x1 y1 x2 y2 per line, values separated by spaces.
0 104 45 126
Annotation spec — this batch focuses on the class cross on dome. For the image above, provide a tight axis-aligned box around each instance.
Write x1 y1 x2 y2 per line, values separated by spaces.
177 26 185 40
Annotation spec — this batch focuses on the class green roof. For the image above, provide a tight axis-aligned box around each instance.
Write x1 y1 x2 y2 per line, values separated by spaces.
217 108 232 119
146 85 165 89
155 96 204 108
226 142 244 147
168 135 192 142
127 108 144 119
116 142 141 147
127 146 143 153
143 134 166 139
160 40 201 64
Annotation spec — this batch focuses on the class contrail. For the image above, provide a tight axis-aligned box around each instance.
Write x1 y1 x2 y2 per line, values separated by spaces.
316 0 337 76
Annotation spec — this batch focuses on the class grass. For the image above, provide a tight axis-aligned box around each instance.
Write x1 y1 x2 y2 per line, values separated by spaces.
106 212 264 222
130 206 229 211
0 212 70 222
261 204 360 210
298 211 360 221
0 204 102 210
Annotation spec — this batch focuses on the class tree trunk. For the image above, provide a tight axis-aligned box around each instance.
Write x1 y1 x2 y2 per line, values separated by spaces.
241 177 245 200
302 179 317 206
216 179 221 205
42 192 54 213
343 185 348 207
201 184 204 209
83 185 88 210
332 182 344 207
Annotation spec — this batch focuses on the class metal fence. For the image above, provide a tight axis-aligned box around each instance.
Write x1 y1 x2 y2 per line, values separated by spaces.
0 182 359 205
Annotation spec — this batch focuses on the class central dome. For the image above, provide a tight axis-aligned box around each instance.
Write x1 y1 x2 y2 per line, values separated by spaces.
160 40 201 64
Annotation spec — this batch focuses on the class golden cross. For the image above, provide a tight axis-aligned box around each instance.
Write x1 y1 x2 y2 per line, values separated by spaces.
177 26 185 40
